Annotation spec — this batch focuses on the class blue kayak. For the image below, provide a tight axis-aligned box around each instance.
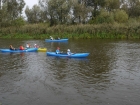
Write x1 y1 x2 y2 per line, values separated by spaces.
46 52 89 58
45 38 68 42
0 48 38 53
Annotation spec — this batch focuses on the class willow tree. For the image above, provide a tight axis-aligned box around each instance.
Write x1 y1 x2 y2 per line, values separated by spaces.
0 3 9 27
18 0 26 17
0 0 25 27
5 0 25 20
0 0 5 9
0 0 8 26
39 0 71 26
25 5 44 23
105 0 121 12
86 0 106 17
0 0 1 9
120 0 140 17
70 0 90 24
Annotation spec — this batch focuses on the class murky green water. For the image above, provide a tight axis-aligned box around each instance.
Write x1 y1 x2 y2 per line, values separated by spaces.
0 39 140 105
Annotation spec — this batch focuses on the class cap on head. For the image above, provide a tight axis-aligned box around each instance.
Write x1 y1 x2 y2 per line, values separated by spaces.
67 49 70 51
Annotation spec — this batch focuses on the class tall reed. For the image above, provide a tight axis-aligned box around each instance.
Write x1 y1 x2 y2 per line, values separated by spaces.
0 23 140 39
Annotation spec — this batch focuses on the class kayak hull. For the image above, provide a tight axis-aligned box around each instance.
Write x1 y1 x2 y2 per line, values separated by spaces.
0 48 38 53
45 39 68 42
37 48 47 52
46 52 89 58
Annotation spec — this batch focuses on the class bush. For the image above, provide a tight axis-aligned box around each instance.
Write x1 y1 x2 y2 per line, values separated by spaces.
96 10 114 24
114 9 128 23
11 17 25 27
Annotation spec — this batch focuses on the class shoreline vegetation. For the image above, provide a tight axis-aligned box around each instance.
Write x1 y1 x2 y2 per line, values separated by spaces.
1 0 140 39
0 23 140 39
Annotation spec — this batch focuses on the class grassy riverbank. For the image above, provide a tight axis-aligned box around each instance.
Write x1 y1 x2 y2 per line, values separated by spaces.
0 23 140 39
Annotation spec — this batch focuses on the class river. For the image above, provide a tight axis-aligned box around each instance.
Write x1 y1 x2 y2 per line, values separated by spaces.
0 39 140 105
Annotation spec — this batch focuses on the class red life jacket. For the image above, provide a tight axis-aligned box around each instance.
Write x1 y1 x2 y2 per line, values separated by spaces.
19 46 24 50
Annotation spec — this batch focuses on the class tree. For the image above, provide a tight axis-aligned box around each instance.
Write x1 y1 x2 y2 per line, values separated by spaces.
121 0 140 17
39 0 71 26
25 5 44 23
0 0 1 9
71 0 89 24
0 0 25 23
17 0 26 17
86 0 106 17
105 0 121 12
0 0 25 26
0 3 11 27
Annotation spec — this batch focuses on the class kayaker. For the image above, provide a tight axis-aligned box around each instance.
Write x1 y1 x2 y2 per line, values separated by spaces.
67 49 71 55
56 47 60 54
9 45 15 50
26 43 31 48
34 44 39 48
19 45 24 50
50 36 53 40
56 37 60 40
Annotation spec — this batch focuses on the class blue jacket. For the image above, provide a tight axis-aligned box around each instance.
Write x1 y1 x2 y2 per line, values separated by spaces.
56 49 60 54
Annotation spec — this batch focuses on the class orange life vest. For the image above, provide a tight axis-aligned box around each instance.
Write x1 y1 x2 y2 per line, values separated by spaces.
19 46 24 50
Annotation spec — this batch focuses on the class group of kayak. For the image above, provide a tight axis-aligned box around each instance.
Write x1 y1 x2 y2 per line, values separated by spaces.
45 37 89 58
0 38 89 58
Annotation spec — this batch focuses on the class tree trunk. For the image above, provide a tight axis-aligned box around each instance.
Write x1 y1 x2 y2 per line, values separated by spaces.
0 0 1 9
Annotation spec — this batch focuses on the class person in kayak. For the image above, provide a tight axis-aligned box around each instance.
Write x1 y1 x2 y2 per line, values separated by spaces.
34 44 39 48
56 47 61 54
67 49 71 55
50 36 53 40
19 45 24 50
56 37 60 40
67 49 74 55
26 43 31 48
9 45 15 50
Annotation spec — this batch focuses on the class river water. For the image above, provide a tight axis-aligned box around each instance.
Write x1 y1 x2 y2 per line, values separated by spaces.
0 39 140 105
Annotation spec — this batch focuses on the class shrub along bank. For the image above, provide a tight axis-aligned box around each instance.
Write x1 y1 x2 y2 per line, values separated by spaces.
0 23 140 39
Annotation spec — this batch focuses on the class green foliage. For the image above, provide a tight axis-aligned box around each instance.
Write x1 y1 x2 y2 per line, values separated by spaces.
25 5 44 23
0 23 140 39
1 0 140 27
88 18 95 24
95 10 114 24
0 0 25 27
129 4 140 17
114 9 128 23
11 17 25 27
105 0 120 10
121 0 140 17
